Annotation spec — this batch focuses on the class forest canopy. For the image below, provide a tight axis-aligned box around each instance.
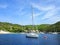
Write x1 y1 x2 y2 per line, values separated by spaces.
0 21 60 33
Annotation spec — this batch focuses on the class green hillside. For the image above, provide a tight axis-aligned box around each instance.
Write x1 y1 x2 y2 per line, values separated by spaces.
0 21 60 33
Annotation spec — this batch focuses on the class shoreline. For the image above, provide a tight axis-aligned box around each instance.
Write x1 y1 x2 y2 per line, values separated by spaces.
0 32 60 34
0 30 60 34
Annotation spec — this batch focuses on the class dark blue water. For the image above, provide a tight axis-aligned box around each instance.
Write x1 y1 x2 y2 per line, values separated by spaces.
0 34 60 45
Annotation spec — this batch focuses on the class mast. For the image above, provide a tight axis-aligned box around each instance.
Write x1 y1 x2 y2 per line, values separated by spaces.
31 6 34 30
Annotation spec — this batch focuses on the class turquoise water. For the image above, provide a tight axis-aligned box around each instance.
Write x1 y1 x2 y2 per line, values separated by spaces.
0 34 60 45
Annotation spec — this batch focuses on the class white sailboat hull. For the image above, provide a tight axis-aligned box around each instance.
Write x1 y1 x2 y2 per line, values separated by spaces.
26 33 39 38
52 32 58 34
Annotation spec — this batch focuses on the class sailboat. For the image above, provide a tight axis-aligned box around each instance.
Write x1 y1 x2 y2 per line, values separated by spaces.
52 32 58 34
52 26 58 34
26 6 39 38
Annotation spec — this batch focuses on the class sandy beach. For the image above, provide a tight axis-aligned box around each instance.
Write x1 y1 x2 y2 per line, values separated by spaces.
0 30 11 34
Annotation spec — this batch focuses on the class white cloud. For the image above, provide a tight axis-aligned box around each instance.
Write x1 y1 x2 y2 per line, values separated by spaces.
15 7 26 16
41 9 57 19
47 16 60 23
31 3 57 19
42 7 60 20
30 2 60 24
29 12 43 19
0 4 8 8
33 12 43 18
31 3 55 11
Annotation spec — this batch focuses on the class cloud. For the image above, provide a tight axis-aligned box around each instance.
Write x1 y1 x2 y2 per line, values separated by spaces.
30 2 60 24
31 3 57 19
33 13 41 17
47 16 60 24
30 12 43 18
41 9 57 20
15 6 27 16
31 3 55 11
0 4 8 8
42 7 60 19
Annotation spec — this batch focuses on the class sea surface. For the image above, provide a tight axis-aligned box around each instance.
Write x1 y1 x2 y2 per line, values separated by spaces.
0 34 60 45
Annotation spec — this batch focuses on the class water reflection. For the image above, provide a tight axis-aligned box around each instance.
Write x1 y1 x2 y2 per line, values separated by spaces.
0 34 60 45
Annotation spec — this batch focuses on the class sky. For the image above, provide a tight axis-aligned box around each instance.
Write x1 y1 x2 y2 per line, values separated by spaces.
0 0 60 25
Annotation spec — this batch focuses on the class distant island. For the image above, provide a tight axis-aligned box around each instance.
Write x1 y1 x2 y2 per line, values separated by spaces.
0 21 60 33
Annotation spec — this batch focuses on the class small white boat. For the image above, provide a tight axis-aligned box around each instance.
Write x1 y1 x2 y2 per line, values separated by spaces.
26 33 39 38
52 32 58 34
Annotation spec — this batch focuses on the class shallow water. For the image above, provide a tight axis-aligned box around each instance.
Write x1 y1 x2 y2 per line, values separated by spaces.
0 34 60 45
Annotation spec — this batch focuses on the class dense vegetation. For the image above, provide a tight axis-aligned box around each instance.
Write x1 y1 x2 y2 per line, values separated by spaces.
0 21 60 33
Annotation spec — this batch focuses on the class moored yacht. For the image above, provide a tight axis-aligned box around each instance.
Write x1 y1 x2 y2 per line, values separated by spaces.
52 26 58 34
52 32 58 34
26 32 39 38
26 6 39 38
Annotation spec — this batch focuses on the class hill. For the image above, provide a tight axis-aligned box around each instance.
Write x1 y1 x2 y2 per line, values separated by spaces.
0 21 60 33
